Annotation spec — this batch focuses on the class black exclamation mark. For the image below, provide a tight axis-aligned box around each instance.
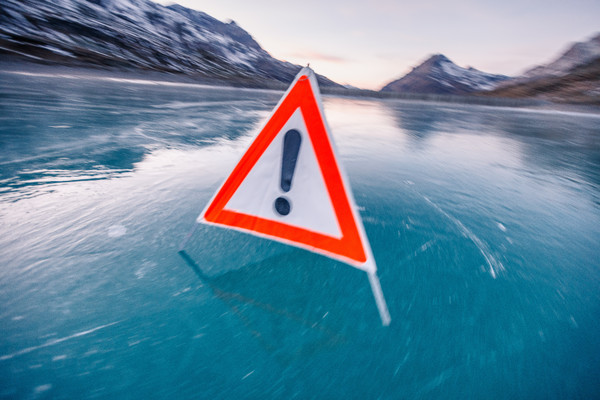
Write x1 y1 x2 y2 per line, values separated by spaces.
274 129 301 216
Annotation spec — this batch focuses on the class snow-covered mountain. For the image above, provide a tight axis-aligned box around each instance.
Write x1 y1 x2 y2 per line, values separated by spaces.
521 33 600 79
380 54 510 95
484 33 600 104
0 0 339 87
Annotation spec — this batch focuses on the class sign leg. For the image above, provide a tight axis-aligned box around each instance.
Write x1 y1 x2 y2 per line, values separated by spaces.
367 272 391 326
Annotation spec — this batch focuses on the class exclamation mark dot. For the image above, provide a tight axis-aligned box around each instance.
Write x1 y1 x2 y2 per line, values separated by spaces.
275 129 301 216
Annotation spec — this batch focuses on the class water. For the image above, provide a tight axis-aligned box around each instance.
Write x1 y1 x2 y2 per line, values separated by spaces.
1 70 599 399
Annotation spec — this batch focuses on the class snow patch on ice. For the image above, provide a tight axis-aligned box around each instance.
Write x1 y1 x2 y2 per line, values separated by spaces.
108 224 127 237
34 384 52 394
135 260 156 279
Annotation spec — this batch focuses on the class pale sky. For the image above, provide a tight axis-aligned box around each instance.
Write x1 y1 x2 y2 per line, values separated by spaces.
154 0 599 90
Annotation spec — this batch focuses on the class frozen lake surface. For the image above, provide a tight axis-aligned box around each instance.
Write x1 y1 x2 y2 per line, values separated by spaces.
1 70 599 399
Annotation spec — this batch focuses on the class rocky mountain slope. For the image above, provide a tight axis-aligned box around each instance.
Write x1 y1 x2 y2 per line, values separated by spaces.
484 33 600 104
0 0 339 87
483 59 600 104
522 33 600 80
380 54 510 95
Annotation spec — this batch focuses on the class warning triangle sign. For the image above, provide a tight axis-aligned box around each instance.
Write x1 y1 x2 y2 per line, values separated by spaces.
197 67 376 272
188 67 391 325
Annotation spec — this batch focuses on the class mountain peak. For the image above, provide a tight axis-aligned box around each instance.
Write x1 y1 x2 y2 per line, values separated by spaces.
381 54 509 95
426 54 451 63
412 54 452 71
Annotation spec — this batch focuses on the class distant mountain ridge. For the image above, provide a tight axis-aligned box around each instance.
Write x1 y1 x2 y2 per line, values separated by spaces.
0 0 340 87
522 33 600 79
484 33 600 104
380 33 600 104
380 54 510 95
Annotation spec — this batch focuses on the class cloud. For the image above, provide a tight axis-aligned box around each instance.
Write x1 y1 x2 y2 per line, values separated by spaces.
286 50 350 64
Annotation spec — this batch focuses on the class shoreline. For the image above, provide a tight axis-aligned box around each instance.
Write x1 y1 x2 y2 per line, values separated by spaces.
2 60 599 115
0 59 288 90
